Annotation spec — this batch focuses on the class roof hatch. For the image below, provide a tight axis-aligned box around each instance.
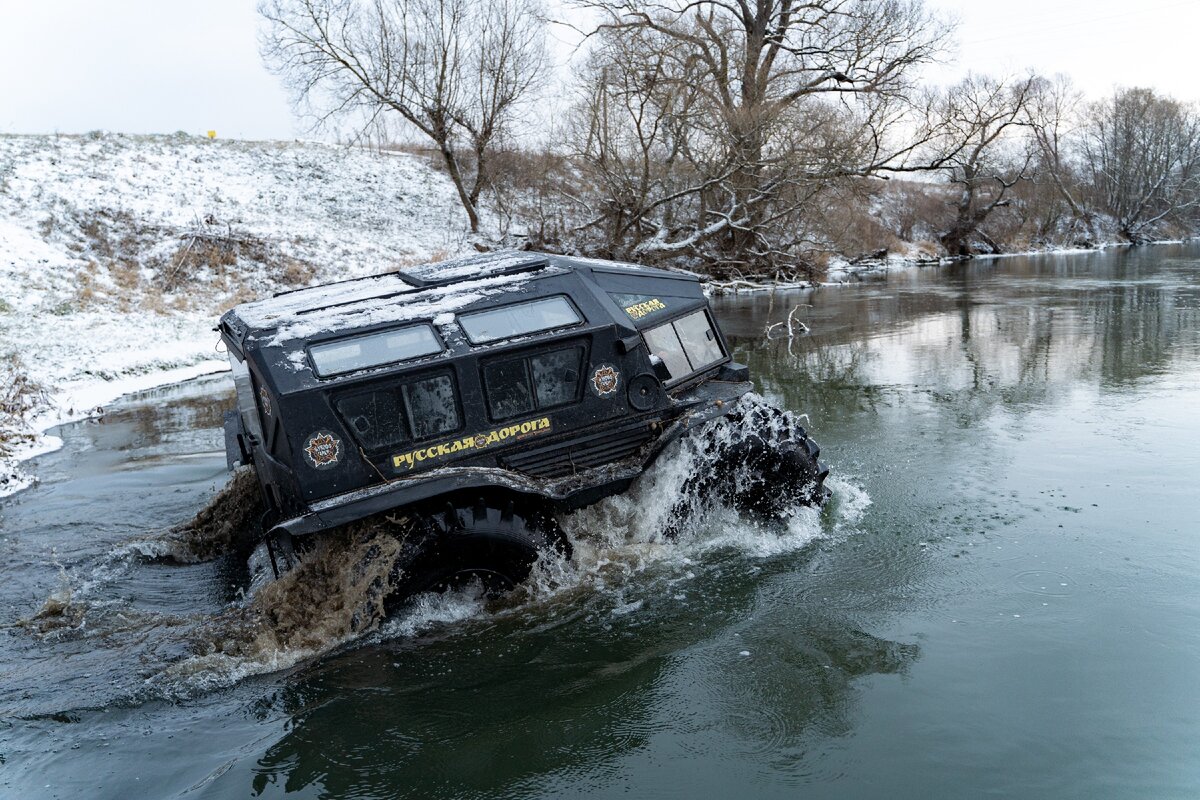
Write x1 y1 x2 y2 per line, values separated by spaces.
396 252 549 288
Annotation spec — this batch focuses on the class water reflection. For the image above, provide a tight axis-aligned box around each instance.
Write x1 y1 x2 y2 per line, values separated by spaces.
88 377 233 460
721 246 1200 430
228 555 917 798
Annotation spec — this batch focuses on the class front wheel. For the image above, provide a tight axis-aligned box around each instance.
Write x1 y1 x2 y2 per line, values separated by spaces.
666 398 829 535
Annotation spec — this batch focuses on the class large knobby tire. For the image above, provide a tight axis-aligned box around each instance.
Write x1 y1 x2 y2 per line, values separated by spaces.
666 401 830 536
387 497 570 608
720 431 831 515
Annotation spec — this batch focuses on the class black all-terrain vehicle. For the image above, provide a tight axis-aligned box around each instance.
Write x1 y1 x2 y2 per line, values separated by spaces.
220 252 828 600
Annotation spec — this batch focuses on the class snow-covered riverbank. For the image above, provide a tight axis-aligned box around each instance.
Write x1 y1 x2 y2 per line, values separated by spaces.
0 132 471 495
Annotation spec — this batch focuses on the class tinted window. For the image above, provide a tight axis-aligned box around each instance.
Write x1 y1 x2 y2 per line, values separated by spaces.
531 348 582 407
309 324 442 377
483 359 535 419
337 390 409 450
459 297 582 344
483 346 584 420
336 372 460 451
402 374 460 439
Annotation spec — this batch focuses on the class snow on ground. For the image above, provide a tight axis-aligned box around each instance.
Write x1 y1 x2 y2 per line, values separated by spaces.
0 132 474 496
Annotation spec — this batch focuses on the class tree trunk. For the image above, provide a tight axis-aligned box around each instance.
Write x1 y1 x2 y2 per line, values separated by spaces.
437 140 481 233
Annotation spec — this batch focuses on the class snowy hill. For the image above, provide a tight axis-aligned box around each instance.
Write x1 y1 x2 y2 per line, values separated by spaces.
0 132 473 494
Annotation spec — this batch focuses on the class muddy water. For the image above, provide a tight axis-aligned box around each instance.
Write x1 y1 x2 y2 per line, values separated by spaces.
3 244 1200 799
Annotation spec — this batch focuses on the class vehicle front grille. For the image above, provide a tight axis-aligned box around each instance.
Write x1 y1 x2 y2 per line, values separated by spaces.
500 418 656 478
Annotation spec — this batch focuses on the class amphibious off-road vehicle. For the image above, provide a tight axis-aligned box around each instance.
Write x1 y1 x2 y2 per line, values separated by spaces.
220 252 827 598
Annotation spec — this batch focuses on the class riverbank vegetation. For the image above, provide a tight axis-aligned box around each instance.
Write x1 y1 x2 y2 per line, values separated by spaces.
0 355 50 490
260 0 1200 280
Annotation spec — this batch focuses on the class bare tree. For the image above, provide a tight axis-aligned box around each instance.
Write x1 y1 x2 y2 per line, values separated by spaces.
259 0 549 235
1080 87 1200 242
563 0 952 272
565 23 709 257
1024 74 1093 242
926 74 1037 256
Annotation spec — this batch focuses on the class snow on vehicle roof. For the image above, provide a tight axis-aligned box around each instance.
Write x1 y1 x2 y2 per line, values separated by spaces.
231 258 562 347
225 250 696 350
237 273 416 326
560 254 700 278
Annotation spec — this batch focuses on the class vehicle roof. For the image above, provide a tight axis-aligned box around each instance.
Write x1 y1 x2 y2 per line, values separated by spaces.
220 251 701 352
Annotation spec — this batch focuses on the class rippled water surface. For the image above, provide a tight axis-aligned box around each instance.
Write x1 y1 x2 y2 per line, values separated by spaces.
3 245 1199 799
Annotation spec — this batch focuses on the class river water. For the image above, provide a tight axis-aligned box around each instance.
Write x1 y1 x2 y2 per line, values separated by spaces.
2 245 1198 799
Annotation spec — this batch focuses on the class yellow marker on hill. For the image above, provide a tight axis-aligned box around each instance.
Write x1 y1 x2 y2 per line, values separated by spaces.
206 130 217 139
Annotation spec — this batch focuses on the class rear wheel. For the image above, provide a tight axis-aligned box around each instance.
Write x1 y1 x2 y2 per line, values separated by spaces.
387 497 569 608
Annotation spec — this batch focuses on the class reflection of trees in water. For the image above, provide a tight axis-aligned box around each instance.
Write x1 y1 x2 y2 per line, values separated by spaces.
733 258 1199 430
91 386 233 453
1090 280 1191 387
742 338 887 420
713 618 917 763
239 557 917 797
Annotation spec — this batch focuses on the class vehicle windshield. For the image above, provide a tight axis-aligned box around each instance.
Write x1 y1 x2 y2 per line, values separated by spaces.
642 309 724 385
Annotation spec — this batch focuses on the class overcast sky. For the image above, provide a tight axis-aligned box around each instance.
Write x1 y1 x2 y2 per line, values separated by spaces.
1 0 1197 140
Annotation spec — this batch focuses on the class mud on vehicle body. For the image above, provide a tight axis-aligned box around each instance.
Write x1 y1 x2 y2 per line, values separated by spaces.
219 252 828 602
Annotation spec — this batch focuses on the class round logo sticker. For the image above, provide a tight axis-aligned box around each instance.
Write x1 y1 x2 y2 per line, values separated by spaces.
591 364 620 397
303 430 342 470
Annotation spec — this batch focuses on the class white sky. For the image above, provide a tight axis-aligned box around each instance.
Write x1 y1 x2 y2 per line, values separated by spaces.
0 0 1197 140
922 0 1200 98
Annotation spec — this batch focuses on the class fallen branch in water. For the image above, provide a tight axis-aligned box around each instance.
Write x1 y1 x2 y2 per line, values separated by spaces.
764 305 811 339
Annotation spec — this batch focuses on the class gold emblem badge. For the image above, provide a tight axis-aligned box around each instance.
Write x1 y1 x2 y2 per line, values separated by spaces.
304 431 342 469
591 364 620 397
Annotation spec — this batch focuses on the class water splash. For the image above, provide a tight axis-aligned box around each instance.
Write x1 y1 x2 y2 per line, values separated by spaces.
128 467 264 564
151 522 407 694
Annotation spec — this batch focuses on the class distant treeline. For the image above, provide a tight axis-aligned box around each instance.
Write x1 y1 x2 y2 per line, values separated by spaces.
260 0 1200 278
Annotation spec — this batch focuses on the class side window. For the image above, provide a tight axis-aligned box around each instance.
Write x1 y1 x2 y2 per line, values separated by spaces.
403 374 460 440
643 310 725 385
459 296 583 345
530 349 580 407
336 371 461 452
483 346 584 420
483 359 535 419
337 390 409 451
308 324 442 378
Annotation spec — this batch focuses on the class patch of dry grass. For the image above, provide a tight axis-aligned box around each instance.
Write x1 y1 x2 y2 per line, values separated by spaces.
157 226 316 297
0 355 51 458
393 247 454 270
